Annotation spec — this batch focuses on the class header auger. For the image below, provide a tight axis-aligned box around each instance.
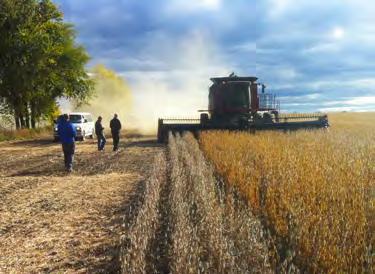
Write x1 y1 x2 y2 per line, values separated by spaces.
157 74 329 142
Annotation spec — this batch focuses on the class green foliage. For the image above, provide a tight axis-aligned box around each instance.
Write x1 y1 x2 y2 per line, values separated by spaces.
0 0 93 128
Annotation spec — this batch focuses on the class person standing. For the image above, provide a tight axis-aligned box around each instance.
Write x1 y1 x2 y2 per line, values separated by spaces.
110 113 121 151
95 116 106 151
57 114 77 172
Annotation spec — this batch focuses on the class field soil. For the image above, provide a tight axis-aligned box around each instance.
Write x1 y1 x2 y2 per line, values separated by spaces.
0 136 163 273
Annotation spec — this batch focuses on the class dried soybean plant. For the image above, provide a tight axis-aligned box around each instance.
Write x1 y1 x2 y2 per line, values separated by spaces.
168 133 202 273
169 132 271 273
122 132 272 273
201 128 374 273
121 152 167 273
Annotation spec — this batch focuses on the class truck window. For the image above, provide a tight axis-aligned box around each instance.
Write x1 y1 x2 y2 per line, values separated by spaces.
69 115 83 123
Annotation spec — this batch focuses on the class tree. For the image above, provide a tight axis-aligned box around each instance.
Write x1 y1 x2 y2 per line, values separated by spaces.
0 0 93 129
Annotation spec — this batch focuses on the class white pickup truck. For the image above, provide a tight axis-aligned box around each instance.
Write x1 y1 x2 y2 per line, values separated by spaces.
54 112 95 141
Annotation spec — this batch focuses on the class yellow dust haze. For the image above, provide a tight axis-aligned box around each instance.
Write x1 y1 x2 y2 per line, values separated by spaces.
76 64 134 130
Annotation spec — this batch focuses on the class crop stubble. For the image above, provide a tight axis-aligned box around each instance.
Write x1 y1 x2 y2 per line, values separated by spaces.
0 137 162 273
121 133 271 273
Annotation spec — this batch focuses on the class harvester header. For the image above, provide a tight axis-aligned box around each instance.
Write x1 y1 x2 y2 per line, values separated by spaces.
157 74 329 142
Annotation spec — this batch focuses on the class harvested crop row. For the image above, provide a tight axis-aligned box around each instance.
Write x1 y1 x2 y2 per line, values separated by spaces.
121 152 167 273
200 129 374 273
121 133 273 273
169 133 271 273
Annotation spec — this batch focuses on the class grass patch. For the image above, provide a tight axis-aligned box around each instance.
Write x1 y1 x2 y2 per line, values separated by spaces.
0 127 52 142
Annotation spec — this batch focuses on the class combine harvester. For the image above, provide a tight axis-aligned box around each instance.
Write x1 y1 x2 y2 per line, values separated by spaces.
157 74 329 142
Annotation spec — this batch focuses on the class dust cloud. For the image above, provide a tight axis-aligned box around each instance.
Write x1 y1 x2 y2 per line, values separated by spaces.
75 65 135 131
74 31 240 135
124 30 236 134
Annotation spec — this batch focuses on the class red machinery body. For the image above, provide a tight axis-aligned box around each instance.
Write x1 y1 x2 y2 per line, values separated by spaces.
157 74 329 142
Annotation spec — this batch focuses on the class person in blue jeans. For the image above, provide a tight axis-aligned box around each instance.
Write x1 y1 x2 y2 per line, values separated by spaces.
58 114 77 172
95 116 106 151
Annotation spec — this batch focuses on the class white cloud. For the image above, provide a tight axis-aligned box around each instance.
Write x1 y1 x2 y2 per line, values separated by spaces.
306 78 375 91
279 93 321 102
303 43 341 54
344 96 375 106
267 0 293 17
322 100 344 106
278 68 299 79
321 97 375 107
318 106 375 112
318 106 355 112
58 0 375 116
231 42 256 52
167 0 222 13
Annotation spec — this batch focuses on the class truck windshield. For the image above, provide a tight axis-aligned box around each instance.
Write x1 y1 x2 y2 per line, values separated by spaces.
69 115 82 123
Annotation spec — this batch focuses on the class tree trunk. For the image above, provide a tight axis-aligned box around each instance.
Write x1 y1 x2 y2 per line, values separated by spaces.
25 108 31 129
15 114 20 129
31 102 36 129
24 102 30 128
19 114 25 128
31 116 36 129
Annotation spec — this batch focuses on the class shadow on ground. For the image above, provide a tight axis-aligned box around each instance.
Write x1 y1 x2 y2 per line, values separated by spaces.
124 139 164 148
5 138 56 148
8 138 163 177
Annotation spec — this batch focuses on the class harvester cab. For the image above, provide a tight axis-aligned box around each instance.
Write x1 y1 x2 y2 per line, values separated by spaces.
205 75 279 128
157 74 329 142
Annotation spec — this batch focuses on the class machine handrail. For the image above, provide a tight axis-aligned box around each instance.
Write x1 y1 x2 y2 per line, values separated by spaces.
159 118 201 124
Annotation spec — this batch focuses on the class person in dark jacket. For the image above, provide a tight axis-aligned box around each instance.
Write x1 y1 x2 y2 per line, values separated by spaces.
109 113 122 151
95 116 106 151
57 114 77 172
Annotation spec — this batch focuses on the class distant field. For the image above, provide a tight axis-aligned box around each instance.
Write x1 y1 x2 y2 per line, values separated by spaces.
200 112 374 273
328 111 375 129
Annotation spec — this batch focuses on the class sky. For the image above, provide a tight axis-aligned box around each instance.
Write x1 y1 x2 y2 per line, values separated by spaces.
54 0 375 115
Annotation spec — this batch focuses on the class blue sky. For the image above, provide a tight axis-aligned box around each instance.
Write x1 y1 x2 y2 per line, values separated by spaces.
54 0 375 114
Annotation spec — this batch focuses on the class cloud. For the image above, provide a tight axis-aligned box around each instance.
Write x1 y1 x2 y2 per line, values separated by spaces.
167 0 222 13
267 0 294 18
318 105 375 113
345 96 375 106
53 0 375 114
231 42 256 52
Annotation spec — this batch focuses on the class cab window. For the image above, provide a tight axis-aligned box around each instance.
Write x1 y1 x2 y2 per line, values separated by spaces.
69 115 83 123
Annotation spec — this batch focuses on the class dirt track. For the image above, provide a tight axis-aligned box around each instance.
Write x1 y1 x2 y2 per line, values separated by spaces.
0 136 163 273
